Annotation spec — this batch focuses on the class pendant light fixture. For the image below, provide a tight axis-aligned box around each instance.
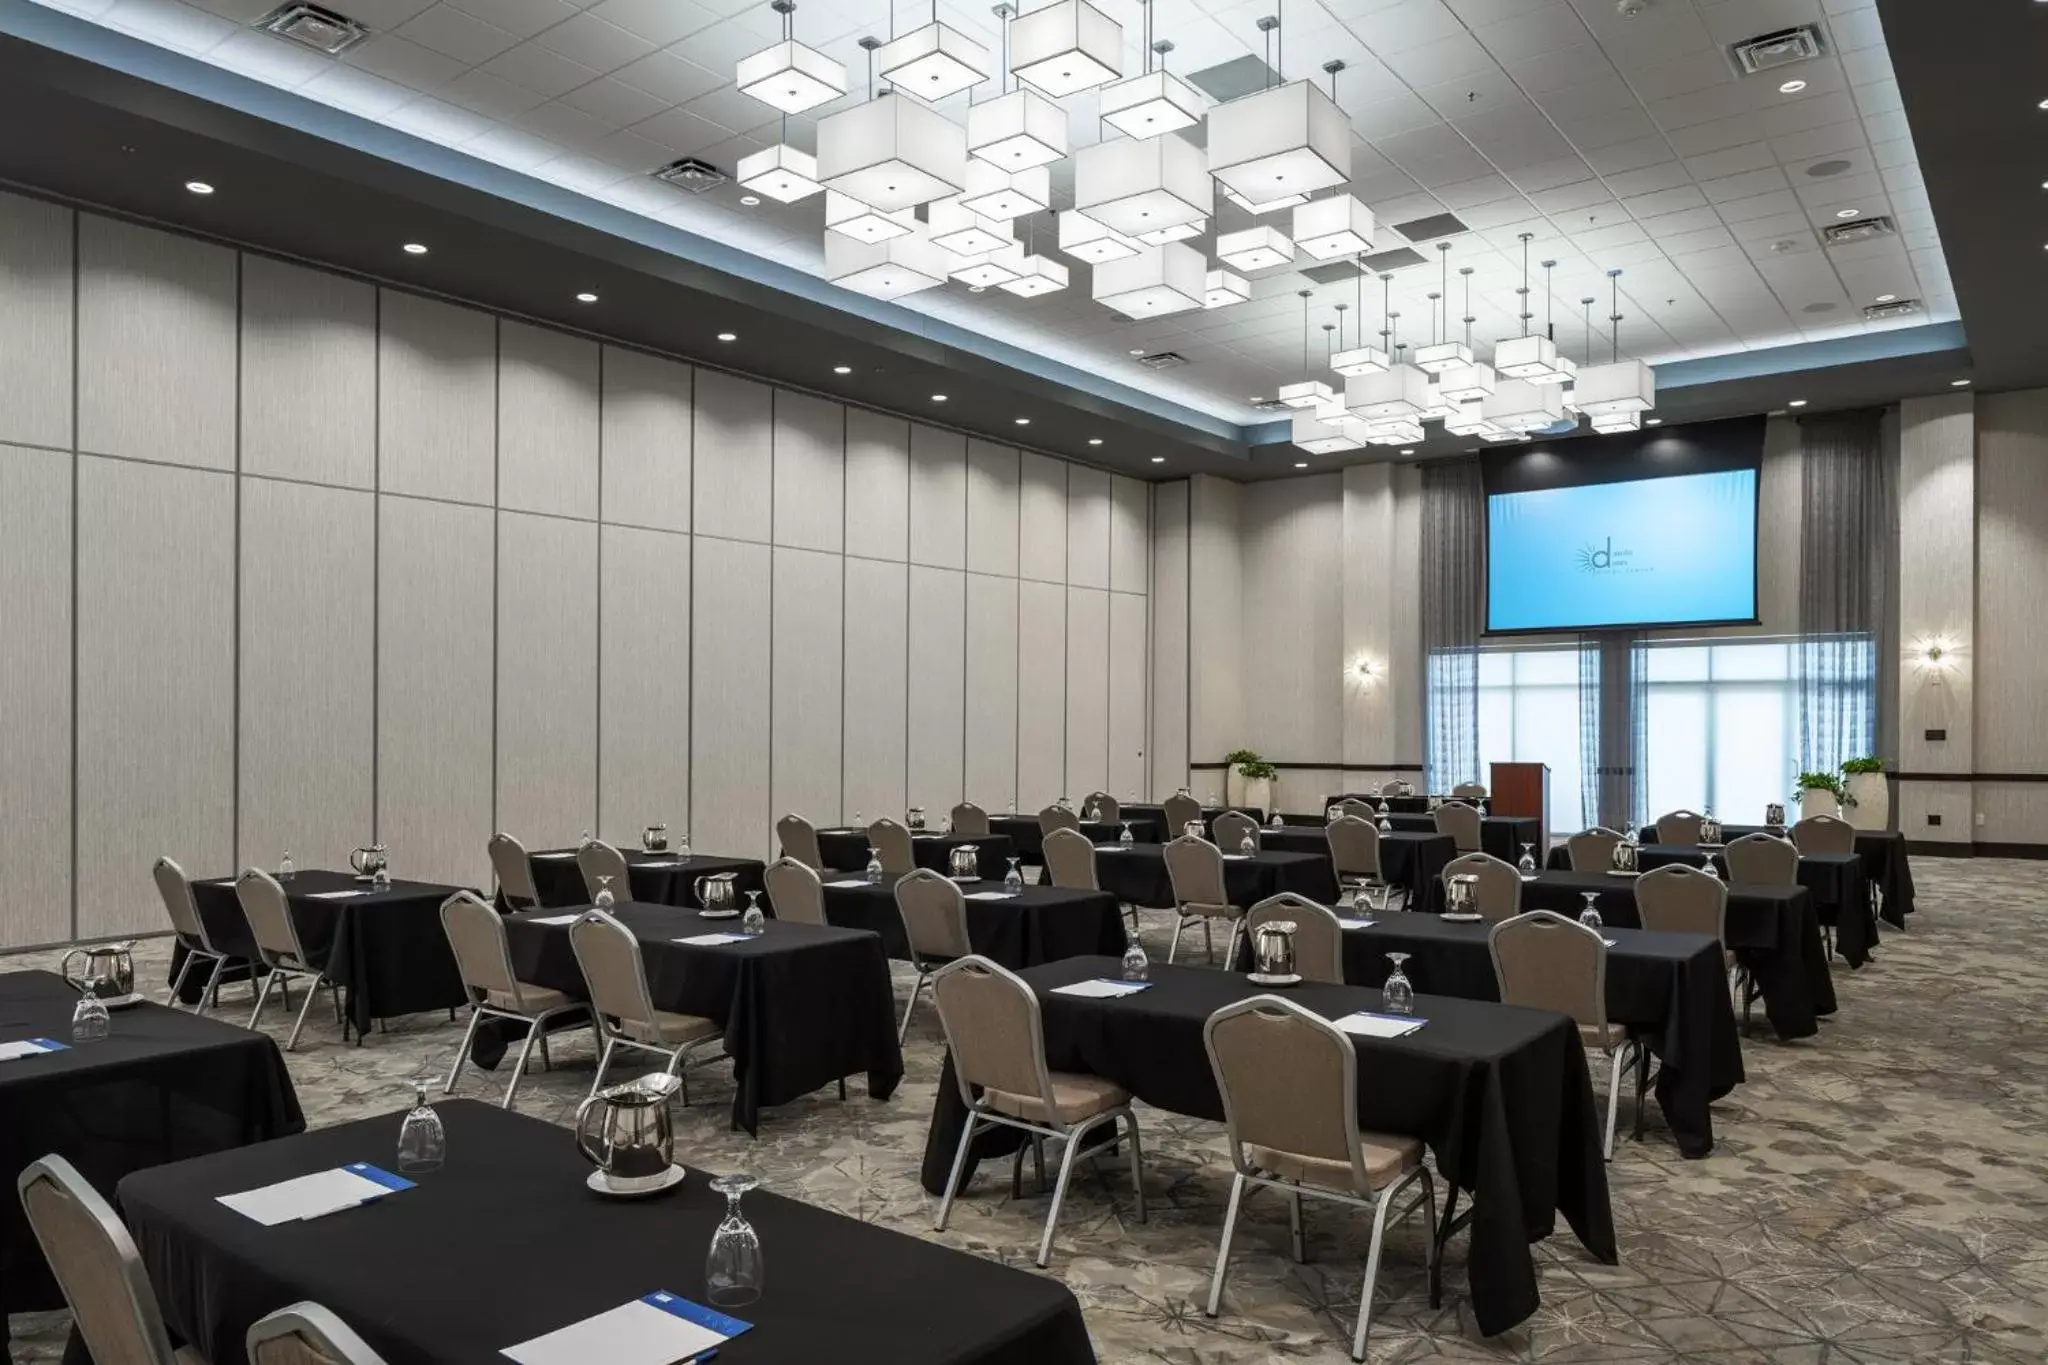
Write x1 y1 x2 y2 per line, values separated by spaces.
1056 209 1140 263
1290 64 1375 259
1221 185 1306 215
1481 376 1565 432
1010 0 1122 98
1279 289 1340 413
994 216 1070 297
826 220 953 298
818 37 968 211
1412 244 1470 372
1493 233 1566 382
1527 257 1576 386
826 188 916 242
1073 129 1210 234
876 0 992 102
950 246 1023 288
1216 224 1294 271
1292 408 1361 453
1100 27 1207 140
737 136 822 202
1091 240 1205 316
737 0 848 114
958 158 1051 218
1345 275 1429 419
1208 12 1350 207
1330 257 1388 376
1204 268 1250 308
1438 265 1496 402
1135 220 1205 245
928 195 1014 255
1573 269 1656 427
968 6 1069 171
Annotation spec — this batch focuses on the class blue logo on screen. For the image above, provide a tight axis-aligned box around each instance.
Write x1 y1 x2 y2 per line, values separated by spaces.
1575 537 1635 573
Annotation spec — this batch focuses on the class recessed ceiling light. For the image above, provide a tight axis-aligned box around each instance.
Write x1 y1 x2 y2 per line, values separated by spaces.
930 394 947 402
1778 79 1806 94
1087 438 1103 445
1128 349 1145 356
185 180 214 195
833 365 852 374
1014 417 1031 425
1789 399 1808 407
1950 378 1972 387
1875 293 1897 302
1833 208 1862 220
1400 448 1414 456
717 332 737 341
402 242 427 255
1150 456 1165 463
740 195 761 206
575 292 599 303
2039 98 2048 110
1646 418 1662 425
1293 461 1308 468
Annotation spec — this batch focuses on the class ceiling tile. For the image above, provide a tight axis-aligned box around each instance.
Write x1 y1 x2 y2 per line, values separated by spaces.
1469 2 1581 63
342 33 466 90
1453 104 1578 170
1346 0 1464 54
1603 160 1692 199
1639 204 1725 236
478 40 600 98
1663 112 1767 157
556 73 666 125
446 0 580 42
383 93 497 144
1682 140 1777 181
333 0 439 28
396 4 521 65
1503 155 1597 193
533 12 657 73
205 29 331 86
1377 31 1499 87
516 97 619 147
585 0 717 47
611 48 726 103
630 103 738 154
1622 184 1707 219
298 65 418 118
1528 178 1613 214
1582 134 1673 175
1717 189 1801 224
1661 224 1738 257
676 83 764 139
1501 42 1614 95
1414 65 1525 122
1759 88 1857 138
442 66 553 118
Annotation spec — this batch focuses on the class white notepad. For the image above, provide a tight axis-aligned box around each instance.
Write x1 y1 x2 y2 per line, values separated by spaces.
1336 917 1376 930
1093 844 1129 853
532 851 577 861
307 889 370 901
636 859 681 869
676 932 749 946
217 1164 412 1226
0 1038 67 1062
526 913 583 926
501 1293 748 1365
825 879 870 889
965 891 1018 901
1051 978 1152 999
1334 1011 1425 1039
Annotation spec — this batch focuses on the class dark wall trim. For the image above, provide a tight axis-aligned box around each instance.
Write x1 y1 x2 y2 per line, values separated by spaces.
1893 771 2048 783
1906 840 2048 859
1190 760 1427 772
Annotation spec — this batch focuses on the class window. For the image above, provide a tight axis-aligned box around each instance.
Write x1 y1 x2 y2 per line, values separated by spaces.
1475 648 1587 835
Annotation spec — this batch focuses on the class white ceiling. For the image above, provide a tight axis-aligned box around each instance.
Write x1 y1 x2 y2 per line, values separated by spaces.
39 0 1951 424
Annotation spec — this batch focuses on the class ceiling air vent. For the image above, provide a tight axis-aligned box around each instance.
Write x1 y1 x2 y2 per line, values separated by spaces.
1136 351 1189 370
255 3 369 55
1823 215 1895 246
1358 246 1429 273
1863 298 1921 321
652 157 729 192
1250 397 1291 413
1388 212 1468 242
1731 24 1824 75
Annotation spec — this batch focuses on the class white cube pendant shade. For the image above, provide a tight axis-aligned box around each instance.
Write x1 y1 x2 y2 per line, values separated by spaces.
826 189 916 242
1292 195 1375 261
1570 359 1655 415
1592 410 1643 434
967 88 1068 170
1445 405 1502 437
1493 333 1563 381
1216 225 1294 271
926 196 1013 255
957 159 1050 219
817 95 967 212
1092 242 1205 317
1330 345 1388 377
1438 359 1495 403
1221 184 1305 216
998 250 1069 296
1278 380 1336 410
1056 209 1140 264
736 39 847 115
1204 269 1250 308
736 144 821 203
876 22 991 102
1208 80 1349 206
1420 378 1459 422
1531 354 1577 387
1136 219 1204 245
1482 377 1566 430
1413 340 1472 374
1364 419 1424 446
1344 364 1432 421
1099 69 1207 140
825 225 952 299
1292 409 1361 453
1010 0 1121 98
950 250 1021 288
1074 134 1209 235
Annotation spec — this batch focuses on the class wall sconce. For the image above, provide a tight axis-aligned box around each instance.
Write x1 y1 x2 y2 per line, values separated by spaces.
1910 635 1962 685
1350 657 1381 686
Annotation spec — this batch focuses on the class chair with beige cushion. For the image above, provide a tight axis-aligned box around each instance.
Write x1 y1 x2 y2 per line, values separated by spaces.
1566 827 1623 873
440 891 591 1109
1083 791 1120 822
1202 996 1436 1362
1036 804 1081 839
1335 798 1376 821
893 869 973 1043
763 857 825 926
1654 809 1705 845
577 839 632 904
949 802 990 836
1441 852 1522 923
1790 814 1855 855
1433 801 1482 853
1165 835 1243 967
487 832 545 912
869 818 915 876
157 855 240 1011
1041 827 1098 891
1212 809 1260 853
568 909 724 1104
776 813 824 869
1327 816 1404 911
1451 782 1487 800
247 1302 388 1365
1163 791 1203 835
1636 864 1758 1029
931 955 1147 1268
1724 832 1798 886
17 1155 209 1365
1488 911 1643 1159
236 869 342 1051
1244 894 1345 985
1377 779 1409 797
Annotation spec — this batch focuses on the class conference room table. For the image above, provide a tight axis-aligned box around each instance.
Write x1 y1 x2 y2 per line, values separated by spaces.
815 877 1126 970
1277 810 1542 863
496 902 902 1134
1089 842 1340 912
122 1101 1095 1365
920 958 1614 1339
183 869 473 1035
1521 868 1835 1038
1633 824 1916 926
814 829 1015 881
1333 915 1743 1157
1253 823 1458 912
525 848 767 909
1324 791 1477 816
986 813 1164 864
0 970 303 1355
1119 800 1265 831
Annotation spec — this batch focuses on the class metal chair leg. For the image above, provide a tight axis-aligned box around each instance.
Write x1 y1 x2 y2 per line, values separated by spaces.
1603 1045 1626 1160
245 968 280 1029
168 953 195 1008
1351 1176 1408 1362
586 1035 618 1100
1121 1110 1146 1223
1035 1129 1087 1268
1167 916 1187 964
1288 1187 1306 1263
503 1021 540 1109
935 1115 980 1231
1205 1172 1247 1317
1202 918 1215 962
446 1007 484 1095
284 974 323 1052
898 971 928 1044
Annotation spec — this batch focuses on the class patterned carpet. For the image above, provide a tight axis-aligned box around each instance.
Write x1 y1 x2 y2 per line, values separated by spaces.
8 856 2048 1364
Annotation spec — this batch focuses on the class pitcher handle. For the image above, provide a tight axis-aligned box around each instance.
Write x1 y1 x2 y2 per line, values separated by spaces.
60 948 87 989
692 875 707 905
573 1095 607 1167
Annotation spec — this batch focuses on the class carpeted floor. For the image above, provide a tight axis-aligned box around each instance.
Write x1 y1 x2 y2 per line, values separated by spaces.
8 856 2048 1363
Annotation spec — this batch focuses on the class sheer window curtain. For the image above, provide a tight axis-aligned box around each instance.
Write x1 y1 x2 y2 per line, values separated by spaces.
1578 635 1600 829
1421 459 1485 791
1794 411 1896 774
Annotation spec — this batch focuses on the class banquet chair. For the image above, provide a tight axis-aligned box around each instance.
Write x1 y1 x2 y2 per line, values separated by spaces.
894 869 973 1043
1244 894 1345 984
487 832 545 912
247 1301 389 1365
1163 791 1203 835
1441 853 1521 923
1724 832 1798 886
949 802 990 836
157 855 239 1011
1042 828 1099 891
763 857 826 925
1451 782 1488 800
16 1155 208 1365
1376 779 1408 797
1655 809 1705 845
236 869 343 1051
1212 809 1260 853
1037 803 1082 839
1567 827 1623 873
776 813 824 869
1335 798 1376 821
1165 835 1244 968
440 891 591 1109
1327 816 1403 911
568 909 724 1104
1083 791 1121 822
1791 814 1855 855
577 839 632 904
1636 865 1761 1030
869 818 915 876
1433 801 1482 853
931 955 1146 1268
1488 911 1643 1159
1201 996 1435 1362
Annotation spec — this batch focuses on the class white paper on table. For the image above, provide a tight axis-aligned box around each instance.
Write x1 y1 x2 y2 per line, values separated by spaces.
1221 853 1252 861
675 932 750 946
532 852 577 861
1051 978 1152 999
636 859 681 869
0 1038 66 1062
1603 938 1618 947
1093 845 1129 854
1336 917 1376 930
965 891 1018 901
526 913 583 926
217 1166 406 1226
824 879 870 889
306 889 371 901
1333 1010 1424 1039
500 1295 733 1365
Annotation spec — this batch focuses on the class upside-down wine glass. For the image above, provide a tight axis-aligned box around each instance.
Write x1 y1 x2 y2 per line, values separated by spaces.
1381 954 1415 1016
705 1173 763 1307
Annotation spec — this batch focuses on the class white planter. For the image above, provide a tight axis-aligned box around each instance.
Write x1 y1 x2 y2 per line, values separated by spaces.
1226 771 1272 814
1798 788 1840 821
1845 772 1888 831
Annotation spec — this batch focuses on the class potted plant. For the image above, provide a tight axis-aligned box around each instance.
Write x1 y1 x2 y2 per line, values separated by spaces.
1793 771 1848 820
1840 756 1887 831
1223 749 1278 813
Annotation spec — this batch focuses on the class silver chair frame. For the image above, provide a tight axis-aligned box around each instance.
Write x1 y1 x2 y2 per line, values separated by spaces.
157 855 236 1011
569 909 727 1104
247 1301 390 1364
439 893 594 1109
16 1155 186 1365
237 868 345 1050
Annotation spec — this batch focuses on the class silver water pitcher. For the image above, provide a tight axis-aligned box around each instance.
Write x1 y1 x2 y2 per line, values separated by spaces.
1445 873 1479 915
575 1072 682 1194
1184 820 1205 841
1764 802 1786 831
1700 814 1723 845
695 873 739 914
1612 840 1638 873
1251 920 1297 980
642 823 668 853
906 806 927 832
948 844 980 880
62 942 136 1004
348 843 388 882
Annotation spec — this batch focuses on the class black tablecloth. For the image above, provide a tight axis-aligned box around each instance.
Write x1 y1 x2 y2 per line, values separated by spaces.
1119 802 1265 831
1333 917 1742 1157
1091 843 1340 910
818 879 1125 969
526 849 766 909
119 1100 1094 1365
186 870 472 1033
1626 845 1874 968
1256 826 1457 912
1527 865 1836 1038
497 903 901 1134
1635 825 1915 927
987 815 1164 863
814 830 1015 880
0 970 303 1338
1383 813 1539 863
920 958 1612 1338
1324 792 1477 816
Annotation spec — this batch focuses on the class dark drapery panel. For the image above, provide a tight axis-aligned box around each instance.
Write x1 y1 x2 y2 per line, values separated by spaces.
1795 410 1894 774
1421 458 1485 791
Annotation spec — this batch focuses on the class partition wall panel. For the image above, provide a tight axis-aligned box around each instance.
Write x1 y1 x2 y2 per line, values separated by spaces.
599 345 693 534
598 523 692 844
496 511 599 850
0 192 72 450
239 258 377 489
1017 580 1068 808
498 322 601 519
907 565 968 815
964 574 1022 810
1064 587 1111 798
771 546 846 826
841 556 910 824
0 443 73 945
690 537 773 857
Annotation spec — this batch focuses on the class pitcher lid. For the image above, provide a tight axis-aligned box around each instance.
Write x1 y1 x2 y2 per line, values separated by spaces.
599 1072 684 1104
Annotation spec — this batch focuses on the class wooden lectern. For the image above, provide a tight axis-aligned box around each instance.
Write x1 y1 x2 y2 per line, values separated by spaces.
1489 762 1550 854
